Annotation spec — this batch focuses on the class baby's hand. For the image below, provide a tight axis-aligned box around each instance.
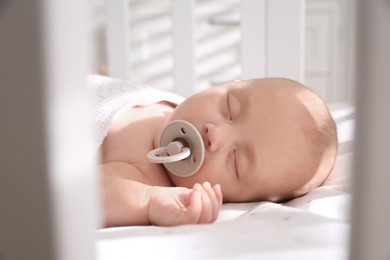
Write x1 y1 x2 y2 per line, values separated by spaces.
147 182 223 226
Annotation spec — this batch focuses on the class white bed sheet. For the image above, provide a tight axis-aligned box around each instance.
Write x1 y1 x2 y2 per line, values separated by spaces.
96 104 354 260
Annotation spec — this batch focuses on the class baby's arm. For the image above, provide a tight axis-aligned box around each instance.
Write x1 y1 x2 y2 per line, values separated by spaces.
100 163 223 227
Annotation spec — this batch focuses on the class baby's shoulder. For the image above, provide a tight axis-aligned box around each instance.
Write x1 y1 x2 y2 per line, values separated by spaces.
100 103 174 187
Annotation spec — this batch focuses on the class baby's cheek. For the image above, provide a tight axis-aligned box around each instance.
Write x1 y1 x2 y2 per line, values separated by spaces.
168 172 198 188
168 158 220 187
194 165 224 187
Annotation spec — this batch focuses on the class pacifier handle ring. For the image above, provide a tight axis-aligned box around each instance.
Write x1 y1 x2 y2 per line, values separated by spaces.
147 147 191 164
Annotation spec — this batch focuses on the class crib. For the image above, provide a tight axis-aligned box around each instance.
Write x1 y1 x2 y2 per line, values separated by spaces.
0 0 389 260
103 0 305 98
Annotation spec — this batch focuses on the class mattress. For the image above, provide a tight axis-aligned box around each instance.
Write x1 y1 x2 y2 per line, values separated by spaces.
96 103 354 260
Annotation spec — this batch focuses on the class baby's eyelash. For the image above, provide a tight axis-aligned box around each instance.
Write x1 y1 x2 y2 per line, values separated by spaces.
227 94 232 121
233 148 239 178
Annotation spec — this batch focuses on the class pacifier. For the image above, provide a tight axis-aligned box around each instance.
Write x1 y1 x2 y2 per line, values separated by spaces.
147 120 205 177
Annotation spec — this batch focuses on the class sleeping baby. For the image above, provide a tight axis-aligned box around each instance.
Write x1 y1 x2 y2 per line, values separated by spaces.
93 76 338 227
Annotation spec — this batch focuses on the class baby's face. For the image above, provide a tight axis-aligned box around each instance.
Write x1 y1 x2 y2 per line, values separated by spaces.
162 78 321 202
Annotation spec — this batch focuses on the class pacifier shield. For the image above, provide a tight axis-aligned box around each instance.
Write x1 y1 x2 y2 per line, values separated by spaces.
159 120 205 177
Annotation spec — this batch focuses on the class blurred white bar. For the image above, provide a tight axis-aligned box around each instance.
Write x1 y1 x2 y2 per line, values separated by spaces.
266 0 305 82
43 0 100 259
172 0 196 97
240 0 266 80
349 0 390 259
0 0 99 259
106 0 130 80
241 0 304 82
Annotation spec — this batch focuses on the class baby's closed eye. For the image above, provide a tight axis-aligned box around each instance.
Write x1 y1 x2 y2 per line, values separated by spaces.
227 91 241 121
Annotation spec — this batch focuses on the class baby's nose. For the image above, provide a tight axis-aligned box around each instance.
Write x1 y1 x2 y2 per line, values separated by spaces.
202 123 227 152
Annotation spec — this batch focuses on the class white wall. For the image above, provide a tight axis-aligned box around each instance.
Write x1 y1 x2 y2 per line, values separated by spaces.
305 0 355 103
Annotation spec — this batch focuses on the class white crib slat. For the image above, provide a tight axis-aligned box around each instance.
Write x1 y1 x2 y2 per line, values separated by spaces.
266 0 305 82
43 0 100 257
240 0 305 83
106 0 130 80
172 0 196 97
240 0 266 80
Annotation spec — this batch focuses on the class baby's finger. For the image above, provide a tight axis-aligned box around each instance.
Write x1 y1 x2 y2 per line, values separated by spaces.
203 182 220 221
213 184 223 208
196 183 213 223
185 190 202 224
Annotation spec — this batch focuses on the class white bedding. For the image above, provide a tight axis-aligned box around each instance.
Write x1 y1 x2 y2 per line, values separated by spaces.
96 103 354 260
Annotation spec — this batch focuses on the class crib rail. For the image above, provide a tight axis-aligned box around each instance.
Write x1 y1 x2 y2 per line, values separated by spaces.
0 1 99 260
106 0 131 80
9 1 390 260
105 0 304 96
172 0 196 97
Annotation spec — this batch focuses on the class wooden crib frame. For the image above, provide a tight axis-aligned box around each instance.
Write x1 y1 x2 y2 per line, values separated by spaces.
0 0 389 260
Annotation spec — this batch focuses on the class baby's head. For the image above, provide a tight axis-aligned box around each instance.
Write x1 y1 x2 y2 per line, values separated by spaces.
159 78 338 202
